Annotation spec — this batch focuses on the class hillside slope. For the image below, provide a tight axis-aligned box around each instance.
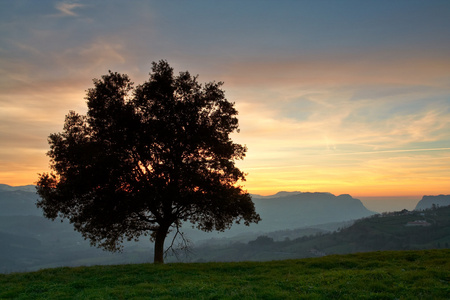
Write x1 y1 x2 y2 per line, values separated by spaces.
186 205 450 262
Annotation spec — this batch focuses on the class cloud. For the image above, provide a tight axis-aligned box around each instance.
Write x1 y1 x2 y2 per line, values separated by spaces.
224 51 450 156
231 69 450 196
54 38 129 76
236 88 450 152
55 2 85 17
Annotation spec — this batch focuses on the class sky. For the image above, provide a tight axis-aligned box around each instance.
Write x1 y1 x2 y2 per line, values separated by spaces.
1 1 450 209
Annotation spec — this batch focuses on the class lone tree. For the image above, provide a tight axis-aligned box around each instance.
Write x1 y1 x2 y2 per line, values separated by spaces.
37 60 260 263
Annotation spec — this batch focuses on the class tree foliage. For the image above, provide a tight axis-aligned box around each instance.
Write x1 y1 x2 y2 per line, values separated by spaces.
37 60 260 263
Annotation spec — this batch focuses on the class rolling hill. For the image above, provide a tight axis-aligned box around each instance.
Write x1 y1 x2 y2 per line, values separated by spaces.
186 204 450 262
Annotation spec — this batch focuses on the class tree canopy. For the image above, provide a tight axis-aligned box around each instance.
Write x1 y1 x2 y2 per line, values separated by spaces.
36 60 260 263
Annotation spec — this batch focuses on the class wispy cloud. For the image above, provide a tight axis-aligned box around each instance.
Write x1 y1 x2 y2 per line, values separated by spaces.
55 2 84 17
322 148 450 157
55 38 128 74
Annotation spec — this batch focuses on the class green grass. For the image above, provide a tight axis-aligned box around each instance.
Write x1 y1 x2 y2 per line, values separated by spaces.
1 249 449 299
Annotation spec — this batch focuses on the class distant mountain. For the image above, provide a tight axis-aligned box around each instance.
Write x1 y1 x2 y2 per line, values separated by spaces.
415 195 450 210
0 185 375 232
0 185 375 234
249 192 375 232
0 184 41 216
0 184 36 193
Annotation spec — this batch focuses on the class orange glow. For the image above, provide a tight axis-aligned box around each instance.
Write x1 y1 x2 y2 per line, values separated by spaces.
2 33 450 199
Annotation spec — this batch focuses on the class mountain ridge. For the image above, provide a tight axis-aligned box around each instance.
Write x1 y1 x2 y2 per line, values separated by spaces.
0 184 36 192
249 192 375 232
415 194 450 210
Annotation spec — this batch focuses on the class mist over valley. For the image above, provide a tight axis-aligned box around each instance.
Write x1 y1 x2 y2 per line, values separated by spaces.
1 184 449 273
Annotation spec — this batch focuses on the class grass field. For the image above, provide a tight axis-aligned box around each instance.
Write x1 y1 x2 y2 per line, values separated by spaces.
1 249 449 299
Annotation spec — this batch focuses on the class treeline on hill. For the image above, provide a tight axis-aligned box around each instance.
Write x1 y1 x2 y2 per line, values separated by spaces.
169 205 450 262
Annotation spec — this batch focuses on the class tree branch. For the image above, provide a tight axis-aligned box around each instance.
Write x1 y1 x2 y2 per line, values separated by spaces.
164 222 192 261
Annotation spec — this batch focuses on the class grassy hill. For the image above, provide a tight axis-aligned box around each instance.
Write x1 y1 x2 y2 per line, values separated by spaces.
0 249 448 299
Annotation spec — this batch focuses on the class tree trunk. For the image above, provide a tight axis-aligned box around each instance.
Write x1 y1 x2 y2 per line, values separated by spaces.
153 226 168 264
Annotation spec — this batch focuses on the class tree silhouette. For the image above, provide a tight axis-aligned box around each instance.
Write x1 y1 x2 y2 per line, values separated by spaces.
36 60 260 263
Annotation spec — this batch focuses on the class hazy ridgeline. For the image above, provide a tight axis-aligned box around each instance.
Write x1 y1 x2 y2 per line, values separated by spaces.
1 184 449 273
186 204 450 263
